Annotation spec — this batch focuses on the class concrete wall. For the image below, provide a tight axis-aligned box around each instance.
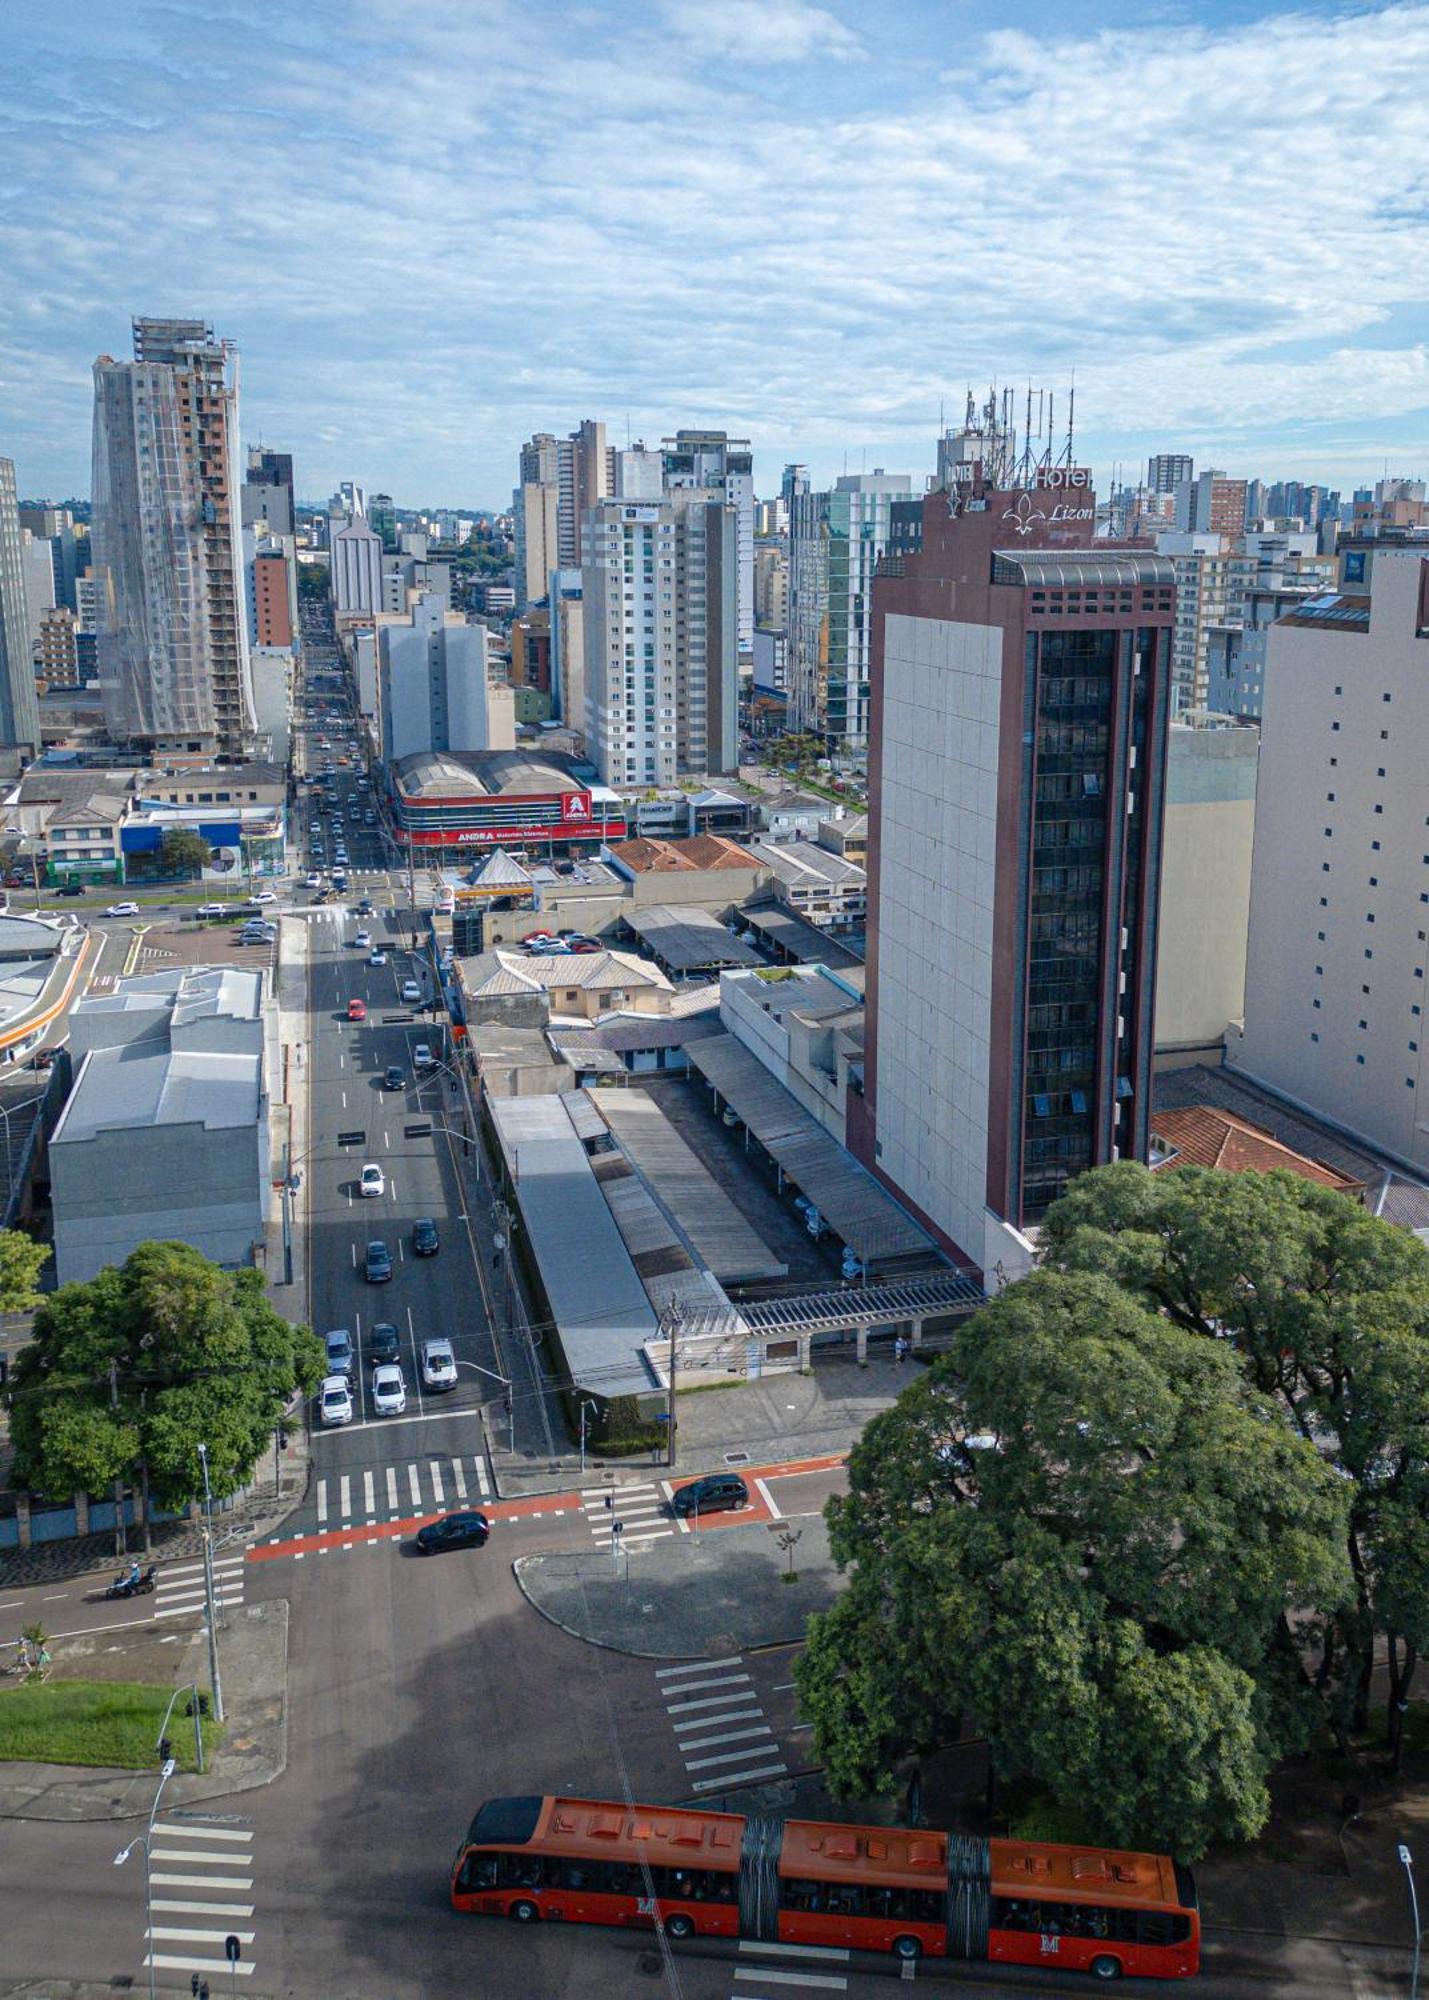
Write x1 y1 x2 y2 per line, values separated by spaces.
1154 726 1259 1062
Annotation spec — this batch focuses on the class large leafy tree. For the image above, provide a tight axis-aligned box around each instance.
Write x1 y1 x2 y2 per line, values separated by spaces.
1043 1161 1429 1760
159 827 212 878
0 1229 49 1313
8 1241 324 1545
796 1270 1351 1858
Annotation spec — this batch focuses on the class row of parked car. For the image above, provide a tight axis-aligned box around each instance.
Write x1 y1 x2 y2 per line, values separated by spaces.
520 928 600 956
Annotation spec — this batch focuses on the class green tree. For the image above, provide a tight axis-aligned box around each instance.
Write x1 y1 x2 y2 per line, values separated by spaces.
297 562 329 599
159 827 212 878
1043 1161 1429 1760
795 1270 1351 1858
8 1242 324 1545
0 1229 49 1313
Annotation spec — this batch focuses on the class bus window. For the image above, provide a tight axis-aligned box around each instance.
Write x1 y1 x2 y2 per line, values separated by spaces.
457 1853 498 1892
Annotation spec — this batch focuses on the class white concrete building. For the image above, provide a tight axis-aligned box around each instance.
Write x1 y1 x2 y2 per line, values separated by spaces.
1155 722 1259 1064
662 432 754 657
377 592 515 763
1230 552 1429 1173
330 512 384 616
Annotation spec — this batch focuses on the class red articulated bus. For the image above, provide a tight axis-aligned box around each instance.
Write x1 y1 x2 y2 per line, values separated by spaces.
451 1794 1200 1981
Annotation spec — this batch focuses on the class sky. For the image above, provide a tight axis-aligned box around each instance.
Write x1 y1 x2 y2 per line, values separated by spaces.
2 0 1427 510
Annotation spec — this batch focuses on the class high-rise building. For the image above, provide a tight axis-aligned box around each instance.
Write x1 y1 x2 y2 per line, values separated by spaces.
1156 533 1255 713
37 606 82 689
754 541 788 629
513 475 559 612
662 431 755 655
787 471 912 750
335 480 367 519
549 569 585 739
852 468 1175 1277
513 423 614 605
1174 468 1248 535
242 449 294 537
0 458 41 752
368 493 396 550
330 513 384 616
613 445 664 501
1229 549 1429 1173
91 317 256 753
376 591 514 762
1147 453 1194 496
19 529 55 660
582 495 737 784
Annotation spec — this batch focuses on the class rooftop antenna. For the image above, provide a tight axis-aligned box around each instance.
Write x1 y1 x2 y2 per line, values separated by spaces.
1063 371 1076 469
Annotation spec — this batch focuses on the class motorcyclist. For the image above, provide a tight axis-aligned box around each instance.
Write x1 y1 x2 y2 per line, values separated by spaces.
126 1558 140 1590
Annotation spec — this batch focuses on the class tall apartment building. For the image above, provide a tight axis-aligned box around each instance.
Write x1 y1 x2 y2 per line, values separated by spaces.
38 606 83 688
754 541 788 628
1147 453 1194 496
1173 468 1249 536
377 592 514 763
513 467 559 611
1229 551 1429 1174
788 471 912 750
513 422 614 606
368 493 396 550
330 512 384 616
19 529 54 660
549 570 585 739
91 317 256 753
0 458 41 752
852 470 1175 1277
662 431 755 655
581 496 737 785
242 448 294 537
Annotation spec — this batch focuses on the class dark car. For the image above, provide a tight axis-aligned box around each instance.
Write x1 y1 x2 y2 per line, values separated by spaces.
415 1510 490 1554
671 1472 749 1518
356 898 374 916
364 1239 393 1284
383 1065 406 1091
54 882 86 898
368 1321 402 1366
412 1217 440 1257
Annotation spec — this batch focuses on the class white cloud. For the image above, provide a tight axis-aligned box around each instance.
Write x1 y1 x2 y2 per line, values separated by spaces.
657 0 861 63
0 0 1425 502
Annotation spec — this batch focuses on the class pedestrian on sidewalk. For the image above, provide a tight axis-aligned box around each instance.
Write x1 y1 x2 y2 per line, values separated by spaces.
893 1335 908 1366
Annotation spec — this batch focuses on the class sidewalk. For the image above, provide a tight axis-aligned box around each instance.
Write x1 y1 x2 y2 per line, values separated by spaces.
0 1599 287 1821
514 1514 838 1659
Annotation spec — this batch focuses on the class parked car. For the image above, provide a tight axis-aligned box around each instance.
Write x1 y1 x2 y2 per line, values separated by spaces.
401 978 422 1003
359 1162 385 1197
671 1472 749 1518
319 1375 354 1427
104 901 140 918
415 1511 489 1554
324 1328 355 1378
368 1322 402 1366
370 1363 407 1416
364 1240 393 1284
420 1337 458 1391
383 1065 405 1091
347 997 367 1021
412 1216 439 1257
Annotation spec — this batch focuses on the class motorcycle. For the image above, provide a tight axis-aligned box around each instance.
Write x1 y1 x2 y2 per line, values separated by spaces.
102 1565 158 1600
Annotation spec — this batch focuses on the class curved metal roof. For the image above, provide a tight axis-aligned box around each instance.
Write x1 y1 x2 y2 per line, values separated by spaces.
992 550 1175 589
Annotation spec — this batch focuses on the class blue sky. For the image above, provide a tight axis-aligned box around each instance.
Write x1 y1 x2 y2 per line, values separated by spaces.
2 0 1427 509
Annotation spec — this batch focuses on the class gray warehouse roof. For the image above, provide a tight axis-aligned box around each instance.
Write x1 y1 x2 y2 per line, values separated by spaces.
55 1043 261 1143
488 1095 659 1400
739 902 865 974
623 905 765 975
686 1033 936 1264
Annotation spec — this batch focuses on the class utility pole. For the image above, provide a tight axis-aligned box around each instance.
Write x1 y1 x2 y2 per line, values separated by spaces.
663 1293 683 1469
110 1360 127 1560
195 1443 225 1723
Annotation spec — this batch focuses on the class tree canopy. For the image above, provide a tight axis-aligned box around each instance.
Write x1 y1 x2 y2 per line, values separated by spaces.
0 1229 49 1314
1042 1160 1429 1762
796 1267 1351 1858
159 827 213 877
8 1241 324 1537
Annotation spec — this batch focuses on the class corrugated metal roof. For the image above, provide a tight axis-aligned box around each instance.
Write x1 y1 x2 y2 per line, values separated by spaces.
623 904 765 973
992 550 1175 589
55 1043 260 1141
686 1033 937 1263
739 903 865 972
489 1095 658 1399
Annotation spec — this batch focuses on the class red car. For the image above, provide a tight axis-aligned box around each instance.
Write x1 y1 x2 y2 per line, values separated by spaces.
347 998 367 1022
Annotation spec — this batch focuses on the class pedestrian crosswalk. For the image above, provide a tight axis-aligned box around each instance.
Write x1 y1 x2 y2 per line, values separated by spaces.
153 1553 247 1623
581 1480 674 1550
315 1451 490 1528
656 1655 789 1794
145 1812 259 1983
729 1940 850 1993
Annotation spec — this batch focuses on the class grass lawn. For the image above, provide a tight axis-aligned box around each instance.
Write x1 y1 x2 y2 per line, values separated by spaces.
0 1680 219 1770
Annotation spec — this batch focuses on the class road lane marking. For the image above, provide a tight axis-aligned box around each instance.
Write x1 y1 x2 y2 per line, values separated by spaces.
151 1900 255 1917
364 1469 375 1515
386 1467 398 1511
339 1474 352 1519
150 1928 256 1945
691 1764 788 1794
755 1475 781 1520
684 1744 781 1773
666 1690 758 1716
154 1825 250 1842
672 1708 762 1733
738 1940 850 1961
146 1957 254 1979
659 1672 752 1696
655 1656 743 1676
407 1464 421 1508
430 1462 445 1506
317 1479 328 1525
150 1873 254 1890
452 1460 467 1500
678 1725 774 1753
473 1455 490 1497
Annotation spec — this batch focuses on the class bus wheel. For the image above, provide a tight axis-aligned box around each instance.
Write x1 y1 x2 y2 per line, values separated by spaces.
665 1913 695 1940
893 1936 922 1962
510 1900 539 1924
1090 1955 1122 1980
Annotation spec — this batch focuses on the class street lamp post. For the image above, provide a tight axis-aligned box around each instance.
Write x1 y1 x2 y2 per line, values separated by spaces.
1401 1844 1422 2000
195 1443 225 1723
114 1749 178 2000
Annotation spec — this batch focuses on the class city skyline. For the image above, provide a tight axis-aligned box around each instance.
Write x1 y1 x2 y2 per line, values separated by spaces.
3 0 1427 505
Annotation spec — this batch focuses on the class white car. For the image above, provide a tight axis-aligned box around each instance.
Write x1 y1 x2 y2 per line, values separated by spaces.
305 872 322 889
354 929 371 948
319 1374 354 1427
413 1042 435 1070
420 1338 458 1392
368 948 387 967
371 1363 407 1416
105 901 140 918
359 1162 385 1198
196 902 226 918
247 891 276 906
401 979 423 1004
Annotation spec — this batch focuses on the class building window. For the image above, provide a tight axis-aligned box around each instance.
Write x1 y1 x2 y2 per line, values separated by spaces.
1357 1054 1366 1065
1371 878 1379 888
1311 1032 1320 1042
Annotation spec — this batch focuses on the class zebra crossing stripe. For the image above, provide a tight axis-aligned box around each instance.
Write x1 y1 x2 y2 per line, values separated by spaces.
386 1467 398 1511
407 1464 421 1509
430 1462 445 1506
452 1460 468 1500
363 1469 375 1515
